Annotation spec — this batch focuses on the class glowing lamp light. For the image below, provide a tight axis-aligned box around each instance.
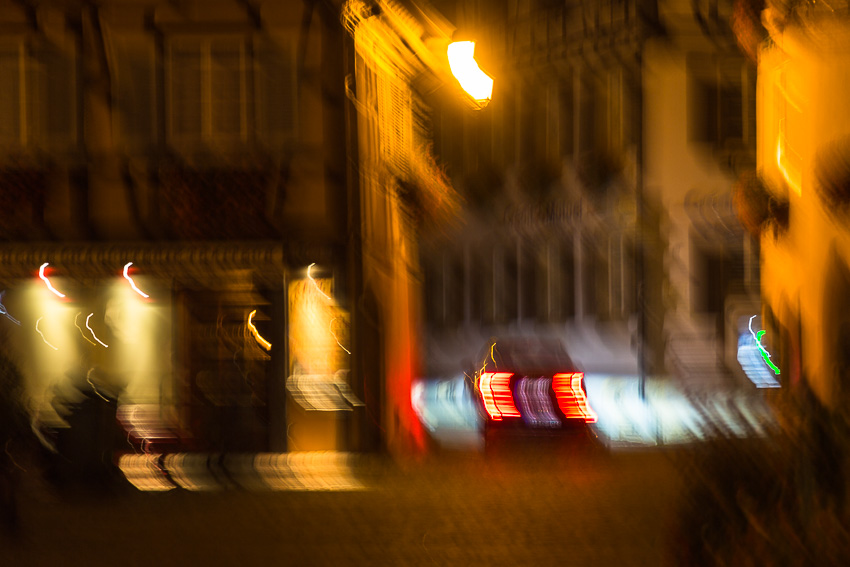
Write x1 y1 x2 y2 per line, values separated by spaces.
75 312 96 345
39 263 66 298
86 313 109 348
307 263 332 302
35 317 59 351
247 309 272 351
749 315 780 375
447 41 493 107
776 136 801 196
123 262 150 298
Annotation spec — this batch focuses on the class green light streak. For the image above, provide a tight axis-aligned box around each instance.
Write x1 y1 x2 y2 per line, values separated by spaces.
750 316 780 375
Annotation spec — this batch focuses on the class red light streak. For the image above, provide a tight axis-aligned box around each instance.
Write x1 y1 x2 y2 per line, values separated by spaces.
478 372 520 420
553 373 597 423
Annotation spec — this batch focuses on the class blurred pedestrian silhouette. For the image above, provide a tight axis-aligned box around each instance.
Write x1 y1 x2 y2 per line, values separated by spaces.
0 352 30 536
45 364 124 492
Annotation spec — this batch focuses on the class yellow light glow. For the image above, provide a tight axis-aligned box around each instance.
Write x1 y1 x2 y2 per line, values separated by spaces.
248 309 272 351
39 263 66 298
287 276 359 414
776 137 802 196
307 263 332 302
447 41 493 106
104 277 171 405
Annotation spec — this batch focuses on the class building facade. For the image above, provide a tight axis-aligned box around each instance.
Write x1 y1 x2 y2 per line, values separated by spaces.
0 0 358 454
342 0 471 455
419 0 758 395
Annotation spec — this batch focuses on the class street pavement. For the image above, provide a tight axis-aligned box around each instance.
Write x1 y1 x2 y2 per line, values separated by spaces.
3 437 683 566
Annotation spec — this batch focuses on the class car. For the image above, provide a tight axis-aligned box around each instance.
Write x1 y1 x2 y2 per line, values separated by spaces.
472 336 596 436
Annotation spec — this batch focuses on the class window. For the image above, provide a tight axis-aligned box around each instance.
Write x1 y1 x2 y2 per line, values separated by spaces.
424 252 464 329
519 242 540 322
582 236 608 318
688 54 755 152
168 37 250 148
608 236 637 320
692 241 745 316
0 40 76 152
255 38 298 152
377 73 412 176
501 245 519 324
556 239 576 321
112 36 157 152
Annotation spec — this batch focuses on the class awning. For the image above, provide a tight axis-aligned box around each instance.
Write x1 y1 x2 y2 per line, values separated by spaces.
0 241 335 288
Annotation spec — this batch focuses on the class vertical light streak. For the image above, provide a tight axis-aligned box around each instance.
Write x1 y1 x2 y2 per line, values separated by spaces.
776 136 801 196
123 262 150 298
749 315 780 375
75 312 97 345
330 316 351 355
247 309 272 351
35 317 59 350
39 263 66 298
87 368 110 402
307 263 332 302
86 313 109 348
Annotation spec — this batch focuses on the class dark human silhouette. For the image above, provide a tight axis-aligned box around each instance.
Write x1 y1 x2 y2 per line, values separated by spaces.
0 352 30 536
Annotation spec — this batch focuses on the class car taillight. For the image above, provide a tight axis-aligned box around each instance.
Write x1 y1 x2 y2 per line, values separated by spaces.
478 372 520 420
552 372 597 423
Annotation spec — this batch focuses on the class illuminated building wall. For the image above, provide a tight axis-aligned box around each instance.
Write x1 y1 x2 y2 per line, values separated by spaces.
286 268 359 451
0 0 352 454
1 266 170 428
756 8 850 410
343 0 468 456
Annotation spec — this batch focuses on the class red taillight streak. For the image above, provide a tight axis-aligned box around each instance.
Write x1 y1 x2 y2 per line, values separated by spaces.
552 373 597 423
479 372 520 420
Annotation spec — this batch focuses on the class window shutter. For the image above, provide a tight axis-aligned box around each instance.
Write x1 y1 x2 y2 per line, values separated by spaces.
378 74 411 176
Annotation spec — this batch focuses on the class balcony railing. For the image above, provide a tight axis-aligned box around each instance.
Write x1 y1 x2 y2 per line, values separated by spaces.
483 0 658 66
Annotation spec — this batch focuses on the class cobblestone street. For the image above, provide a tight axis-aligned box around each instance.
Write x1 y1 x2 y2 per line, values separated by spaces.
3 440 682 566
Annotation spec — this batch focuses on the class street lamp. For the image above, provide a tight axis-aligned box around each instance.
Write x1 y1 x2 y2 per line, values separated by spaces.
446 41 493 108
